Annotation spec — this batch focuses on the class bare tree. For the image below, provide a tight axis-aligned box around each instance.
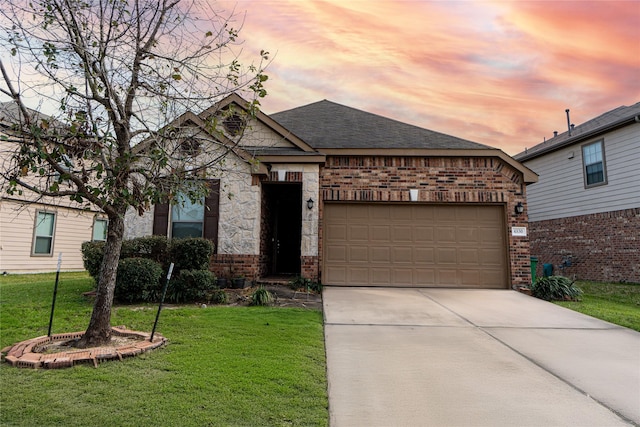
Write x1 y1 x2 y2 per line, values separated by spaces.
0 0 269 347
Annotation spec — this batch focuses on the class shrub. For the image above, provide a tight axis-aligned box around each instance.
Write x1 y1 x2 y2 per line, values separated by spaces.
82 236 170 281
81 241 105 281
169 238 214 271
121 235 169 265
165 269 217 304
288 276 323 293
207 288 229 305
531 276 583 301
250 286 273 306
114 258 163 303
82 236 214 303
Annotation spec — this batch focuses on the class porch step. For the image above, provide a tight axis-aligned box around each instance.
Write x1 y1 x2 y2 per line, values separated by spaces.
255 276 295 287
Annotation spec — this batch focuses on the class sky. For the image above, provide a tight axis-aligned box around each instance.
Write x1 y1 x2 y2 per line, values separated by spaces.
219 0 640 155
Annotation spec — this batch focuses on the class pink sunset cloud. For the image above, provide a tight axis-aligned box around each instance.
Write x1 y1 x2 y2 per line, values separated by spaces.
223 0 639 154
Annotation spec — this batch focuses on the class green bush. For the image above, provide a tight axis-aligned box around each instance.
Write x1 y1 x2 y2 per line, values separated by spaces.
82 236 215 303
82 236 170 281
165 269 217 304
531 276 583 301
250 286 273 306
114 258 163 303
121 235 169 265
81 241 105 281
169 238 214 271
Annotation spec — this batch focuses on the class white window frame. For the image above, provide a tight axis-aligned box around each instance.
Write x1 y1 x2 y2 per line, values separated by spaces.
32 211 56 256
581 139 608 188
92 217 108 241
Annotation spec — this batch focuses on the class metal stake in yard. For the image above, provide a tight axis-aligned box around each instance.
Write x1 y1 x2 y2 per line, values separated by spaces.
150 262 174 342
47 253 62 337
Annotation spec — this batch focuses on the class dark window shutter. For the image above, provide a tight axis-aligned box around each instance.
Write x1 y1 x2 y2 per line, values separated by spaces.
203 179 220 252
153 201 169 236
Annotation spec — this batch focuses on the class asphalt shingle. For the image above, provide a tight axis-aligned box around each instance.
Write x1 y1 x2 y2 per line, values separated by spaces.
272 100 491 150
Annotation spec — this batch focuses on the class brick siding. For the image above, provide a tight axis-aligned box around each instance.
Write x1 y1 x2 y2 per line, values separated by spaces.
210 254 261 282
529 208 640 283
319 156 533 288
301 256 319 281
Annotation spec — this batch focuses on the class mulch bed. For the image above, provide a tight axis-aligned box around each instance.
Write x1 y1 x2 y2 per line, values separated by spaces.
1 326 166 369
223 284 322 310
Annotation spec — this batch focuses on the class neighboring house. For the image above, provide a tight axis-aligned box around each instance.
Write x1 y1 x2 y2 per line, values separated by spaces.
0 102 107 273
126 94 537 289
514 103 640 283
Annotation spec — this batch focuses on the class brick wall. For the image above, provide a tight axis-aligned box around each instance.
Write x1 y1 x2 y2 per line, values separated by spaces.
210 254 261 282
529 208 640 283
301 256 319 281
319 156 532 288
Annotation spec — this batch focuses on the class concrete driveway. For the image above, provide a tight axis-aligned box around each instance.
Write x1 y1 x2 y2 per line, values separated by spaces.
323 287 640 426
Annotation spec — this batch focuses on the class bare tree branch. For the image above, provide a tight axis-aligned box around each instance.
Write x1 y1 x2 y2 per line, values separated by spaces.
0 0 269 346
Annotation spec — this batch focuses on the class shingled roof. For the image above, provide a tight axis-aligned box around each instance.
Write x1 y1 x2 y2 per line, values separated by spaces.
271 100 491 150
515 102 640 161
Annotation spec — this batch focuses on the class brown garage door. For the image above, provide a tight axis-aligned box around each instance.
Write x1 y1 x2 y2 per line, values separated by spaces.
323 204 508 288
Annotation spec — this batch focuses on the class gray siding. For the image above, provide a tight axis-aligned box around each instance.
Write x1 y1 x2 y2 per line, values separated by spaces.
523 123 640 222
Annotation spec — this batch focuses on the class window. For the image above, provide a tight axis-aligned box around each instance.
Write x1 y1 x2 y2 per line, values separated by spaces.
153 180 220 248
93 218 108 241
582 140 607 187
171 193 205 239
32 211 56 255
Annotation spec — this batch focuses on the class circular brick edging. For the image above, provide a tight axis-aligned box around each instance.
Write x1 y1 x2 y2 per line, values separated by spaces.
1 326 166 369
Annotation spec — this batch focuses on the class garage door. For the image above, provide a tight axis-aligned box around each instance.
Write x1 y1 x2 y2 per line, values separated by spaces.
323 204 508 288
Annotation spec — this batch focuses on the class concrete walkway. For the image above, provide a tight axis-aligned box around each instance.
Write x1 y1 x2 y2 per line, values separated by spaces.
323 287 640 426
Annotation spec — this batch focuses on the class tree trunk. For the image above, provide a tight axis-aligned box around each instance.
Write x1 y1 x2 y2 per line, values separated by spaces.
76 208 126 348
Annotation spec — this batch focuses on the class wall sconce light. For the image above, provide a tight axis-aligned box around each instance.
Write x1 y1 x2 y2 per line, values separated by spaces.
515 201 524 215
307 198 314 210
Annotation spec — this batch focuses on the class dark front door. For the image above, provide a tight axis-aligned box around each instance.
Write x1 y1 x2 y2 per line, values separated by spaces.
265 183 302 275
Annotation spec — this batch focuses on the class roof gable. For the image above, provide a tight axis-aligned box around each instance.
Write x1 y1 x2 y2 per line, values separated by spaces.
134 110 269 175
199 93 319 154
271 100 491 150
515 102 640 161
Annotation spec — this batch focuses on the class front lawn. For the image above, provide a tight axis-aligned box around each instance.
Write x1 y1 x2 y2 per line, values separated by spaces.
554 280 640 332
0 272 328 426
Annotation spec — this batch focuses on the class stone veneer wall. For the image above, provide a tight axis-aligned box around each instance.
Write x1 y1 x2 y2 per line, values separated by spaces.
210 164 320 281
319 156 532 288
529 208 640 283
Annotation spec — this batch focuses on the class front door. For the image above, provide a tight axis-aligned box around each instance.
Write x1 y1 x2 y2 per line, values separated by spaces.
264 183 302 275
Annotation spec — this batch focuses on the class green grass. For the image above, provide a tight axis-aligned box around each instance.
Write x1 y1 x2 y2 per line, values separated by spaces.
0 272 328 426
554 280 640 332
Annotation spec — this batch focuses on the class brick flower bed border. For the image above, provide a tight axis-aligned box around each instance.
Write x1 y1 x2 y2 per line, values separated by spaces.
1 326 166 369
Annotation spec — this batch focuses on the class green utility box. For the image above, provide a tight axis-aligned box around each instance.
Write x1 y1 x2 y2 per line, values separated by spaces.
530 256 538 284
